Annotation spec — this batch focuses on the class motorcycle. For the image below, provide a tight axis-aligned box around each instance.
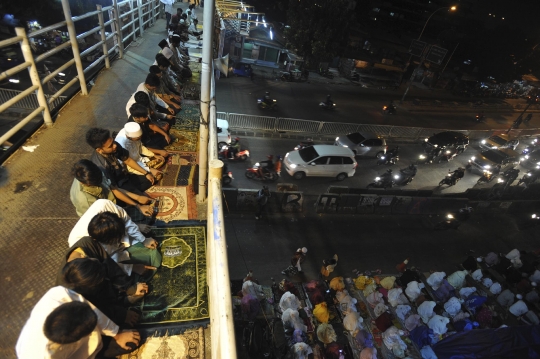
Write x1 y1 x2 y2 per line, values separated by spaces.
521 138 539 155
367 170 397 189
475 113 485 122
476 169 498 184
392 165 417 185
245 163 278 182
496 168 520 187
517 168 540 186
257 98 277 110
434 207 473 230
377 147 399 165
438 169 464 187
218 146 250 161
383 104 396 115
319 101 336 110
294 140 314 151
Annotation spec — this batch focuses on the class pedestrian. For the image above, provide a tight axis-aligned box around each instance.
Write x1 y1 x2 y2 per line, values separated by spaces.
164 2 174 32
320 254 338 278
255 186 270 220
282 247 308 276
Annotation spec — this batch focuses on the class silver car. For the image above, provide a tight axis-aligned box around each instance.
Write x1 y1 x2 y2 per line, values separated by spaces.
479 133 518 151
334 133 387 158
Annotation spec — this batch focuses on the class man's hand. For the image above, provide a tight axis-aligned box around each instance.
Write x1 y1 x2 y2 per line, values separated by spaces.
143 237 158 249
138 204 153 216
154 150 169 157
164 133 171 144
166 114 175 120
154 154 165 162
113 330 141 350
124 309 140 326
135 282 149 295
173 94 181 101
137 223 151 234
145 172 155 185
149 168 162 177
167 107 175 115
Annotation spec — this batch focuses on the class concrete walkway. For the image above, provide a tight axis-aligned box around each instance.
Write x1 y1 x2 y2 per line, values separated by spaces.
0 3 200 355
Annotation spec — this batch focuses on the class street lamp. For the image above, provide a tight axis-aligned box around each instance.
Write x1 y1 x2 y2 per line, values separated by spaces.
401 6 457 103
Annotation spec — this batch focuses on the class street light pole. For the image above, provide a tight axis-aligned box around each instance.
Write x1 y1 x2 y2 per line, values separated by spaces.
401 6 456 103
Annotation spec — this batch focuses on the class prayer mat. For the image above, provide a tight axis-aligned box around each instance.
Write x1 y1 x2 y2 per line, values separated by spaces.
146 186 189 222
159 154 198 187
138 226 208 324
118 326 210 359
182 83 201 100
166 129 198 152
176 103 200 123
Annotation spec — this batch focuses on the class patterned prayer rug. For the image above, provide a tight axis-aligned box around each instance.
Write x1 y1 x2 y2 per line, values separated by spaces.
159 154 198 187
182 82 201 100
119 326 210 359
138 226 208 324
176 103 200 124
166 129 198 152
146 186 189 222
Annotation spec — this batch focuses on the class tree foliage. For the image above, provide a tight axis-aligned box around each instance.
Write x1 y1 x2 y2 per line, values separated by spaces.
284 0 354 63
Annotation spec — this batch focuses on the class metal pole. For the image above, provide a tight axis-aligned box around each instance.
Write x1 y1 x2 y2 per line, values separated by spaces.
198 0 215 202
96 5 111 69
129 0 137 42
137 0 144 36
60 0 88 96
507 102 532 134
112 0 124 59
441 42 459 74
15 27 53 126
401 52 426 103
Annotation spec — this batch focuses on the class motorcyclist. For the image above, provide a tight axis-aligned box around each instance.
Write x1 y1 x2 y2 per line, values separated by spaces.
257 155 275 179
228 137 240 159
388 100 396 113
275 155 282 176
325 94 333 107
503 168 520 184
524 113 533 124
264 92 273 106
387 146 399 158
381 169 393 185
451 167 465 184
401 164 417 177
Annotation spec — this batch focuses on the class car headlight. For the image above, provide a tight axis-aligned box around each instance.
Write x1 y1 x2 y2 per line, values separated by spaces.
447 173 452 177
471 156 476 161
533 139 538 144
273 99 276 102
285 153 289 158
434 144 438 148
447 214 454 219
290 164 297 169
485 171 492 175
375 177 381 181
425 138 429 142
528 173 532 177
58 72 65 76
492 146 497 149
381 156 385 159
484 165 491 169
482 140 487 144
525 155 530 159
394 175 399 179
335 137 339 141
419 154 426 159
446 150 451 154
498 178 504 183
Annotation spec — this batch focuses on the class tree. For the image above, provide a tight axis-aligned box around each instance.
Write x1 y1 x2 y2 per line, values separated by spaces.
284 0 355 65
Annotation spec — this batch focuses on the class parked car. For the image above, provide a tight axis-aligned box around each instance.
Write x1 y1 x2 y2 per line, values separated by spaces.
468 148 521 174
480 133 518 151
284 145 357 181
334 133 387 158
217 118 231 148
423 131 469 154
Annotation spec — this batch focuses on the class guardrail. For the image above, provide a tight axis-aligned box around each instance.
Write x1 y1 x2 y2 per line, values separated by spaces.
0 0 161 151
217 112 540 140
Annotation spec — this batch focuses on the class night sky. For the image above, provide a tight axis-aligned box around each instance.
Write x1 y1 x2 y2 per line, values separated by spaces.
478 0 540 32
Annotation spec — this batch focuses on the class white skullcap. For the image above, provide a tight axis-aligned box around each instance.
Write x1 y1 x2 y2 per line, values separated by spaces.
124 122 142 138
477 257 483 262
297 247 307 254
517 294 523 300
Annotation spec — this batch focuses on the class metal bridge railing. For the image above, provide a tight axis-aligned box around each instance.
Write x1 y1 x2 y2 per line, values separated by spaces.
219 112 540 141
0 0 161 149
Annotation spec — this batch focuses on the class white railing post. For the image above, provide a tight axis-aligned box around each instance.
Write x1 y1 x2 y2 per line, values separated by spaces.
137 0 144 36
60 0 88 95
129 0 137 42
96 5 111 69
112 0 124 58
14 28 53 126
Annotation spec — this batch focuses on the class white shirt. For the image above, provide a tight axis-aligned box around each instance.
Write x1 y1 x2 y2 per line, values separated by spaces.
509 300 528 316
125 83 169 119
16 286 119 359
67 199 146 275
115 129 154 175
188 23 198 33
164 3 173 14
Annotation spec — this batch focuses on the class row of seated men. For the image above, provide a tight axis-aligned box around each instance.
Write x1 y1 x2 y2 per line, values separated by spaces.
15 30 201 359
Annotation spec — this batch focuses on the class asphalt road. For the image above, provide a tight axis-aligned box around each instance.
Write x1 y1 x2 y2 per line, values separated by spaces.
215 76 536 130
222 137 538 195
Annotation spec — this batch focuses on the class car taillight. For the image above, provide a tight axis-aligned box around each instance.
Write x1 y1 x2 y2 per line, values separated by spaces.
385 146 388 153
354 162 358 169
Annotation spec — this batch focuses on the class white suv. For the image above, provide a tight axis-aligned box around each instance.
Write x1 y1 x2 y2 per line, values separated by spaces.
284 145 357 181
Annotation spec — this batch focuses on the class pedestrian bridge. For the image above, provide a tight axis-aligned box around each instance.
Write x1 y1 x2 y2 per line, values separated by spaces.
0 0 235 357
